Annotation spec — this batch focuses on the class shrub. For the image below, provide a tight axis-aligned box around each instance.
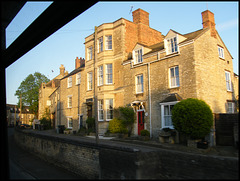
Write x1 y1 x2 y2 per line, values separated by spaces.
140 129 150 137
39 117 51 130
113 106 135 135
86 117 95 131
172 98 213 139
108 118 128 134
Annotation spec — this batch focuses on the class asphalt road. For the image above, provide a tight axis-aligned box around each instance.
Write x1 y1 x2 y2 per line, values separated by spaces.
8 128 81 179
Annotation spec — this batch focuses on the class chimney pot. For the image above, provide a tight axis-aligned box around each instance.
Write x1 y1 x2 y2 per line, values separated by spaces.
59 64 65 76
201 10 216 38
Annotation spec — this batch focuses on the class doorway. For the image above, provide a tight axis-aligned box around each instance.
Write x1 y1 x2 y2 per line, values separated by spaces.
137 110 144 135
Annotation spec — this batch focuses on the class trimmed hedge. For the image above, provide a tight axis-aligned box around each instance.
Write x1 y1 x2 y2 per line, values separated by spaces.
172 98 213 139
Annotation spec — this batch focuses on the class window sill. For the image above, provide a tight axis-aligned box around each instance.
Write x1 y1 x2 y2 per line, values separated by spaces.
168 86 180 90
165 52 179 57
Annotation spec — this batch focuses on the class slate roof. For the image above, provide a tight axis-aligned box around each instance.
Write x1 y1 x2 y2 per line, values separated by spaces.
159 93 183 103
143 28 208 56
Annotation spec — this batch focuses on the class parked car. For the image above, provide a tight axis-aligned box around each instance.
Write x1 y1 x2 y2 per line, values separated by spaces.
20 124 30 129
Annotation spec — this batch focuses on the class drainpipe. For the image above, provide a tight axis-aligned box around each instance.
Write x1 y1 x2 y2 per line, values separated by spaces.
94 26 99 144
147 63 152 138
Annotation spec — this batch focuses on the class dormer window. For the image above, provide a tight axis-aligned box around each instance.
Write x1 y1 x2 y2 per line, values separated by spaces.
134 48 143 64
165 36 178 55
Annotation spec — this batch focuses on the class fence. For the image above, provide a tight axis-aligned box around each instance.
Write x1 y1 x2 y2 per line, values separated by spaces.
215 113 239 146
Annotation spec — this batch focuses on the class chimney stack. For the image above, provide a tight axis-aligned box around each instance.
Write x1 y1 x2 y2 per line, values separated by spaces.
132 8 149 26
75 57 85 69
59 64 65 76
201 10 216 38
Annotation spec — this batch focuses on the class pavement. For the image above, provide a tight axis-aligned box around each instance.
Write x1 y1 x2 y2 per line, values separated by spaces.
20 128 239 157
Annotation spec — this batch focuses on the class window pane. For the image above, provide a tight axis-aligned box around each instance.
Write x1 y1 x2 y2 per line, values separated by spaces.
175 66 179 76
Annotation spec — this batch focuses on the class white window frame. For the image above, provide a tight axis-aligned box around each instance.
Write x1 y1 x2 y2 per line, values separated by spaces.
67 117 73 129
225 71 232 91
76 73 81 85
106 99 113 121
68 76 72 88
169 66 180 88
98 65 103 86
165 36 178 55
67 95 72 108
98 36 103 53
105 64 113 84
160 101 179 129
218 46 225 59
87 72 93 90
136 74 144 94
98 99 104 121
87 46 92 60
105 35 112 50
227 102 235 113
133 48 143 64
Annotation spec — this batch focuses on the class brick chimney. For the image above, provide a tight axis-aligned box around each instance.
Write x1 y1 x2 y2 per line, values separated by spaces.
201 10 216 38
59 64 65 76
75 57 85 69
132 8 149 26
75 57 80 69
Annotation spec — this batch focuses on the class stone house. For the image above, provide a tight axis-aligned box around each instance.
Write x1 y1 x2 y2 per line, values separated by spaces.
6 104 35 126
44 9 238 138
38 64 68 121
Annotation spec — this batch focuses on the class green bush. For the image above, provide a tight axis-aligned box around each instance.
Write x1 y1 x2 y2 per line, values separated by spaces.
86 117 95 131
39 117 51 130
113 106 135 135
140 129 150 137
108 118 128 134
172 98 213 139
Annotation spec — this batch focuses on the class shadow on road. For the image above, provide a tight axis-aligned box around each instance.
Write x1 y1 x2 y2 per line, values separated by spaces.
8 128 81 179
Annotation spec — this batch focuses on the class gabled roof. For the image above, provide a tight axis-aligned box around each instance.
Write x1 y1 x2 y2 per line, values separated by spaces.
62 66 84 80
143 28 208 56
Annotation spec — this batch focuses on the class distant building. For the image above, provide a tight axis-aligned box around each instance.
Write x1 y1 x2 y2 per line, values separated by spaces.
42 9 238 138
38 64 68 121
6 104 35 126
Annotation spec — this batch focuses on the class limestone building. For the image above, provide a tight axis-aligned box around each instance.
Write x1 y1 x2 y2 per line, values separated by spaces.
43 9 238 138
38 64 68 121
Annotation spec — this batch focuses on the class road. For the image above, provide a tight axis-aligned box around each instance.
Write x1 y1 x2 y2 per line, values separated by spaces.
8 128 81 179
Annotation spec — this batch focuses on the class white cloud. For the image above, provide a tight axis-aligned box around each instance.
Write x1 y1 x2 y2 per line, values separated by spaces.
216 19 238 32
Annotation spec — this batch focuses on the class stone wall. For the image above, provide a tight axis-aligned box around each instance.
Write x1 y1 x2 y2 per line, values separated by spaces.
14 129 238 179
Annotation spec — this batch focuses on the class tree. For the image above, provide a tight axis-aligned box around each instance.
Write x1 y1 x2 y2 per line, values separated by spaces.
172 98 213 139
15 72 50 117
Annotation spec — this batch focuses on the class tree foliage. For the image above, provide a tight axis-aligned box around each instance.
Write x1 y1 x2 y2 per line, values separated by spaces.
15 72 50 116
172 98 213 139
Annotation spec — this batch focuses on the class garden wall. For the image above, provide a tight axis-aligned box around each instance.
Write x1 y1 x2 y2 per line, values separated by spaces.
215 113 239 146
14 129 238 179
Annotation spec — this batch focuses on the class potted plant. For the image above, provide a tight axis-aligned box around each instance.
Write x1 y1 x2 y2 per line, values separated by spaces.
140 129 150 141
172 98 213 148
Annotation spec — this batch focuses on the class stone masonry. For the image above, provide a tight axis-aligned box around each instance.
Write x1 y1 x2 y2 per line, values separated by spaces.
41 8 238 139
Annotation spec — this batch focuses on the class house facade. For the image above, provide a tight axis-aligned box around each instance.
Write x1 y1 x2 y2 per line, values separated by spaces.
43 9 238 138
6 104 35 126
38 64 68 120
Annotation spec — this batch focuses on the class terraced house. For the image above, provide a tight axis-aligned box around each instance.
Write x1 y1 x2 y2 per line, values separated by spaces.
42 9 238 138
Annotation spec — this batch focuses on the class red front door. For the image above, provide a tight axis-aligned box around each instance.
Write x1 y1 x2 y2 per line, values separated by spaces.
138 111 144 135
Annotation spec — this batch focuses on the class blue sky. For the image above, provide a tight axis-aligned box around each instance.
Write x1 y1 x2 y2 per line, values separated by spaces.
5 1 239 104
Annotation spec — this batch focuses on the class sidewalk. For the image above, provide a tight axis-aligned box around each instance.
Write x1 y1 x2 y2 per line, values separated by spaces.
22 128 238 157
